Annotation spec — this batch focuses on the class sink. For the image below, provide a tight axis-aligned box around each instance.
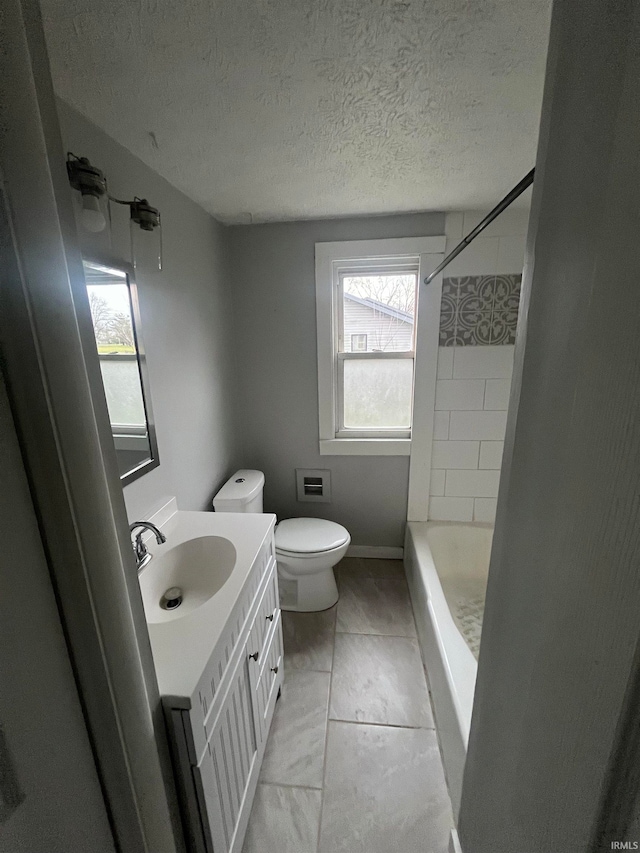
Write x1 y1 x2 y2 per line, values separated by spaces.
139 535 237 623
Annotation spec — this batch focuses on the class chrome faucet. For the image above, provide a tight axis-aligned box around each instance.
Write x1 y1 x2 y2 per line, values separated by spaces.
129 521 166 571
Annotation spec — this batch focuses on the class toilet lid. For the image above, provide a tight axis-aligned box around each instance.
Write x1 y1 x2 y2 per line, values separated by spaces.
275 518 350 554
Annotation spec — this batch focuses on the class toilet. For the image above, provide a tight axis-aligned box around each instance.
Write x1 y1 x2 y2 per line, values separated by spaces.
213 470 350 612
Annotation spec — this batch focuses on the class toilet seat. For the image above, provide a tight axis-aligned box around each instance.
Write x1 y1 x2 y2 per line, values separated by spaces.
276 541 348 560
275 517 349 556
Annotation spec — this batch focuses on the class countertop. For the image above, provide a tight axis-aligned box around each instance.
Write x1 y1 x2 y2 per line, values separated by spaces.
140 507 276 699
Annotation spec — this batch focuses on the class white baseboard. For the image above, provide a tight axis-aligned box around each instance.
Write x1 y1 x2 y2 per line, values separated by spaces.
449 828 463 853
346 545 404 560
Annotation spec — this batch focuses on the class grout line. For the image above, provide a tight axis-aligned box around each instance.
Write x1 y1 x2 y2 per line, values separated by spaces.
315 595 338 853
334 630 418 640
339 577 408 583
327 717 435 731
259 780 323 793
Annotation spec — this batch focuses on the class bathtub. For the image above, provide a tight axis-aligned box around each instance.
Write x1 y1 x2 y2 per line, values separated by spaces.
404 521 493 818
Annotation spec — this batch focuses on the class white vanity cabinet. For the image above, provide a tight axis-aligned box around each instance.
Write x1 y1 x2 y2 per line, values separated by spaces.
163 533 283 853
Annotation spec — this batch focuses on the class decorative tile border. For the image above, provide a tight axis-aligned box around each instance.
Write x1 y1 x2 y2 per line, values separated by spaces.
440 275 521 346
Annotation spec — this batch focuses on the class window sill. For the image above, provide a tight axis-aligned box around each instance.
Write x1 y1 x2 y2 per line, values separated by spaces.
319 438 411 456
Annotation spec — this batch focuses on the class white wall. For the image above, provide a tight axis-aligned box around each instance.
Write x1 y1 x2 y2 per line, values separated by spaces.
228 213 444 548
57 101 240 520
427 208 529 523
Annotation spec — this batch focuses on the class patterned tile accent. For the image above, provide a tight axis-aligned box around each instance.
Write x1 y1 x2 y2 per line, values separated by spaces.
440 274 521 346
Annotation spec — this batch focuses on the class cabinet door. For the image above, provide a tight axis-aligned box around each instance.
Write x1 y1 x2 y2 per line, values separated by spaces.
246 570 282 745
194 644 259 853
246 564 278 663
251 610 283 743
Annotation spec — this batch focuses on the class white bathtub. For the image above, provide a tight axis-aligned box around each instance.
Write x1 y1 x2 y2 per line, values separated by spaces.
404 521 493 818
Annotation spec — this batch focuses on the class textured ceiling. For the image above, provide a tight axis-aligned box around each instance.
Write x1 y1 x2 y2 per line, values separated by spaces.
41 0 551 223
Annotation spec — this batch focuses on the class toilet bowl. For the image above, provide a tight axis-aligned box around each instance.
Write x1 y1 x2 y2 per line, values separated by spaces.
212 470 350 612
275 517 350 612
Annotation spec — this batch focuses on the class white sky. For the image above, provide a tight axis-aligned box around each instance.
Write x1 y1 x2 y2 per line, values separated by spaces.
86 282 131 315
343 274 417 315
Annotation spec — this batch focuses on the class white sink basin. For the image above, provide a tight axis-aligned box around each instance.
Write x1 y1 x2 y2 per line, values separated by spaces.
139 535 237 623
138 505 276 699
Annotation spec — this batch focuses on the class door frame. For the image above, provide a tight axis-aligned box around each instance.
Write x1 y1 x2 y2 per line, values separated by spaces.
0 2 182 850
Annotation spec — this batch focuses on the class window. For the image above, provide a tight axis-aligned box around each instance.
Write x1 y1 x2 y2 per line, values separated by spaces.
86 273 146 431
351 333 367 352
315 236 445 455
338 269 417 437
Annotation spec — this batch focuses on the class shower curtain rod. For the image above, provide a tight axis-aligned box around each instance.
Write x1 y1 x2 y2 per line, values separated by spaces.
424 168 535 285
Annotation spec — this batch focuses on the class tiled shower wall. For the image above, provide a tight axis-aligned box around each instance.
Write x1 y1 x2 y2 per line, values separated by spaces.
429 344 514 523
427 210 528 524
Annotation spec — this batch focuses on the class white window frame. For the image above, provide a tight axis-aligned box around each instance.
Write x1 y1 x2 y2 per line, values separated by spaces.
315 236 445 456
337 259 418 440
350 333 367 352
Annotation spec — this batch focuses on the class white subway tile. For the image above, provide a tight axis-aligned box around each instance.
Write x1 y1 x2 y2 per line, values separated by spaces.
443 236 499 277
479 441 504 470
464 209 531 239
445 469 500 498
474 498 498 523
433 410 450 440
432 441 479 470
462 211 485 234
453 346 514 379
429 469 445 496
449 410 508 441
497 235 526 274
445 212 464 240
436 347 454 379
436 379 485 411
429 496 474 522
484 378 512 410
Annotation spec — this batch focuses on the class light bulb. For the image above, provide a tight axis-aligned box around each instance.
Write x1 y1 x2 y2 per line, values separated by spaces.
81 193 106 232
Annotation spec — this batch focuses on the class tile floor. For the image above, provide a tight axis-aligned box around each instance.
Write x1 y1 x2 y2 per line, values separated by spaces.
242 557 453 853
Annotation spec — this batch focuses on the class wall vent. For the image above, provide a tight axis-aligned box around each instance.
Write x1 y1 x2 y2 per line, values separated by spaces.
296 468 331 503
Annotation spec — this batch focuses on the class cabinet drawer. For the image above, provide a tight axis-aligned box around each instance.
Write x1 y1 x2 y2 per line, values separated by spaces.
247 566 278 664
249 609 283 743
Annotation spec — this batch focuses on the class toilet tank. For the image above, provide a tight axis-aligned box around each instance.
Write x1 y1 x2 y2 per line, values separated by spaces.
213 469 264 513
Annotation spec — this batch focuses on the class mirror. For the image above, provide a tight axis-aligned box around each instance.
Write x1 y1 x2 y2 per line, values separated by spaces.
83 259 159 485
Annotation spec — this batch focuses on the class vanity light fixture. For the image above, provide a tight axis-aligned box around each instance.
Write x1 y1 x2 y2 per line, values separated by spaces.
66 153 108 232
110 194 163 271
66 152 163 270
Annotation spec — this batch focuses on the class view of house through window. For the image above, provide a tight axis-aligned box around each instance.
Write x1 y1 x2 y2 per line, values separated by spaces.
338 272 417 434
86 275 146 429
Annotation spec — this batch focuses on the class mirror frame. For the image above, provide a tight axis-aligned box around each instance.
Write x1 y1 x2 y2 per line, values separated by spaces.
83 254 160 486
